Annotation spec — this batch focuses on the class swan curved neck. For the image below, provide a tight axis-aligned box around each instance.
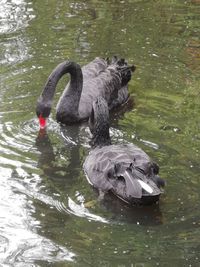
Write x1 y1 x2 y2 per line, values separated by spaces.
41 61 83 101
90 97 111 148
36 61 83 122
91 127 111 148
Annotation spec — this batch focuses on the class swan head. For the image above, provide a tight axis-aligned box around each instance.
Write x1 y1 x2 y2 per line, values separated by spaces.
36 96 51 129
89 97 111 147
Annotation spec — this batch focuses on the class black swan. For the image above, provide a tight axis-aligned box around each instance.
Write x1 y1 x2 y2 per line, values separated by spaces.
83 97 165 205
36 57 135 128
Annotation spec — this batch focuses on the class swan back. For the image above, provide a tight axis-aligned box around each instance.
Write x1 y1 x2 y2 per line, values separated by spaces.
78 57 135 120
84 143 164 205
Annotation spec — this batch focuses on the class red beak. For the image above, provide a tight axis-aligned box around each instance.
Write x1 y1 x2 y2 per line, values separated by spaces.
39 115 47 129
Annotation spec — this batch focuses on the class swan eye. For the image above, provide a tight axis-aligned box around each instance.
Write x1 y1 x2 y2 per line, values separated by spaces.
39 115 47 129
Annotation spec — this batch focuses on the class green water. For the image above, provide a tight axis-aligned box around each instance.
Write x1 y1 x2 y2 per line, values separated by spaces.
0 0 200 266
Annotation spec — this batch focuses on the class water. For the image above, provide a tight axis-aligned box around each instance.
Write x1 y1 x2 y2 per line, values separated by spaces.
0 0 200 266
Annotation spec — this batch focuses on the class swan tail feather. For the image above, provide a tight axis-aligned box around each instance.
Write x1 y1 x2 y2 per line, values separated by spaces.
123 170 142 198
131 167 163 195
118 65 136 86
108 56 136 86
109 56 126 66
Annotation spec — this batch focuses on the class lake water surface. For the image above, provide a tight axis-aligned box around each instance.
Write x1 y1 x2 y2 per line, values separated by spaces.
0 0 200 266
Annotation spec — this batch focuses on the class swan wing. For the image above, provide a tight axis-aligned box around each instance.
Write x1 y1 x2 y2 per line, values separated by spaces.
80 57 135 118
82 57 108 80
130 167 162 196
122 170 142 198
83 156 113 192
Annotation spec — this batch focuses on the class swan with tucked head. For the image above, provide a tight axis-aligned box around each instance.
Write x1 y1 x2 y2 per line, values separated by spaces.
36 57 135 128
83 96 165 205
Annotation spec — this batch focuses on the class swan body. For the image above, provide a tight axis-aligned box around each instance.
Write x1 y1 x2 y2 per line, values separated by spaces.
83 97 165 205
36 57 135 126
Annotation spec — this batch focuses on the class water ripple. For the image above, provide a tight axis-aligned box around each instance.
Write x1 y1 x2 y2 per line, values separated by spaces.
0 117 80 264
0 167 75 265
0 0 35 34
67 197 109 224
13 179 109 224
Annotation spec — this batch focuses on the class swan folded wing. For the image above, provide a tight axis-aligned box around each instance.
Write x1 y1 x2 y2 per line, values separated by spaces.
102 161 142 199
82 57 108 79
108 57 135 106
92 158 112 173
97 176 113 192
84 145 162 199
86 161 142 197
80 62 130 119
94 70 121 105
106 162 161 199
88 170 113 192
83 158 113 192
122 170 143 198
79 71 120 119
93 159 143 199
109 85 129 109
130 167 162 196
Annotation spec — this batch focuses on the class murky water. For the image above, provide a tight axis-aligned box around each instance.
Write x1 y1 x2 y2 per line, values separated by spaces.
0 0 200 266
